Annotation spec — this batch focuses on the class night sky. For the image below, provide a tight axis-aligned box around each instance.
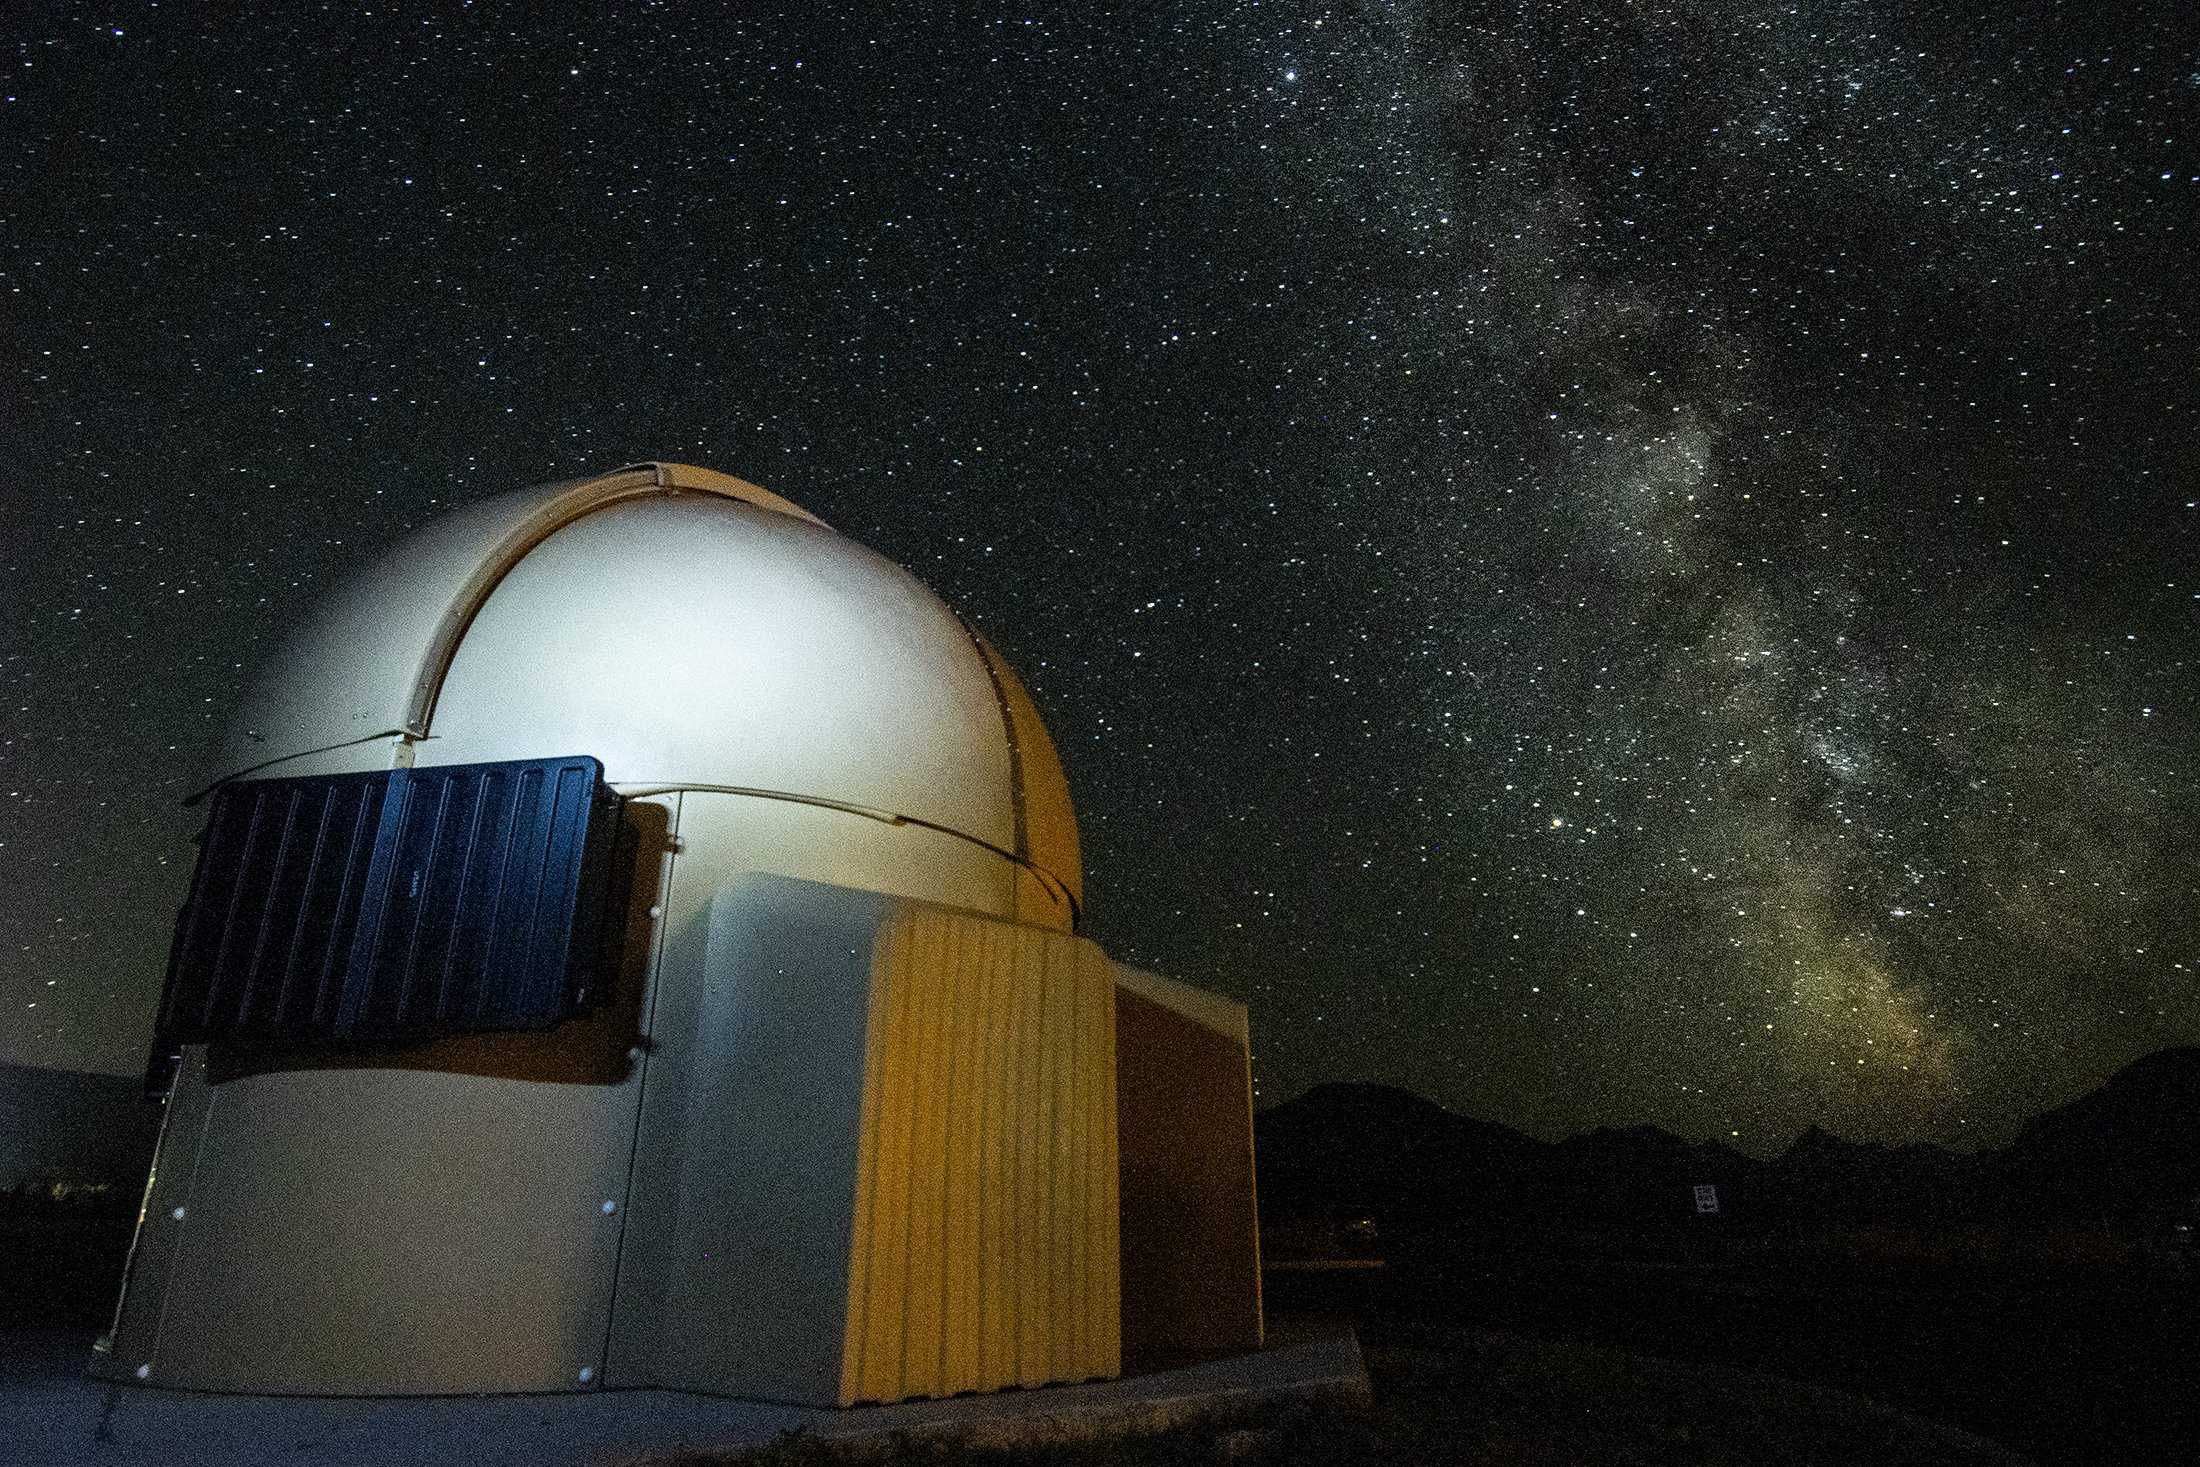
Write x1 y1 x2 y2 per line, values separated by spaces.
5 3 2195 1155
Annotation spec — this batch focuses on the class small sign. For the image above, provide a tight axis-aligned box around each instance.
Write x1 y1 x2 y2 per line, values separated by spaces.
1693 1183 1720 1215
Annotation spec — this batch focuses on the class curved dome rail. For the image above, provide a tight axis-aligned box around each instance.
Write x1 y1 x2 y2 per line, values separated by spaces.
613 781 1081 928
401 462 830 739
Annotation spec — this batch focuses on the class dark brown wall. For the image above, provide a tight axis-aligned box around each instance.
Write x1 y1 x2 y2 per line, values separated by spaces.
1115 988 1262 1360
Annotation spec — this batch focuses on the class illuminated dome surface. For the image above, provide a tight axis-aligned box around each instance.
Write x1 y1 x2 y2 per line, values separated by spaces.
218 461 1079 924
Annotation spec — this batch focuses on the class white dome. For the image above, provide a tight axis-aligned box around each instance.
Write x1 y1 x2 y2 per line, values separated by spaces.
217 462 1080 924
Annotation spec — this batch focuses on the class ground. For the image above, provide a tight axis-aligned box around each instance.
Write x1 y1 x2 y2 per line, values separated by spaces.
629 1325 2032 1467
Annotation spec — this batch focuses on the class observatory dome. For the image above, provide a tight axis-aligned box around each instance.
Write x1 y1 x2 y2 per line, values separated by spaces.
214 461 1079 927
110 461 1260 1405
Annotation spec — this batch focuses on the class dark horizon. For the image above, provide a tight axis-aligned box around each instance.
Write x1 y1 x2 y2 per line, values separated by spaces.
1260 1041 2200 1162
5 4 2194 1156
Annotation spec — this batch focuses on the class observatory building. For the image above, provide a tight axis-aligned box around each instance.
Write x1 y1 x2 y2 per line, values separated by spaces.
103 463 1260 1404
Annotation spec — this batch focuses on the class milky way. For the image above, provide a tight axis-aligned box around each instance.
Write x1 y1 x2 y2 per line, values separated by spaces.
4 3 2194 1153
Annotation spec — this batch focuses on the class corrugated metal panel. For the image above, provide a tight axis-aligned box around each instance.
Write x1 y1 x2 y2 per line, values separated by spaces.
156 756 623 1050
839 905 1119 1404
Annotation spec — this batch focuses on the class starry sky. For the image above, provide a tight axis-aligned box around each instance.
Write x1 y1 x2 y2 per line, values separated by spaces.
4 2 2195 1155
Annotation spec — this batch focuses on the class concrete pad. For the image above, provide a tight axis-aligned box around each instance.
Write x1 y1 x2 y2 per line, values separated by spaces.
9 1328 1369 1467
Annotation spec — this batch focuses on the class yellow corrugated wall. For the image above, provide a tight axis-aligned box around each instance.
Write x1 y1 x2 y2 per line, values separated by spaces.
838 905 1120 1405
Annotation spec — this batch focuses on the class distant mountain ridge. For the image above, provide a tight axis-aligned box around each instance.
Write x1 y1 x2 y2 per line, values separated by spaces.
1998 1045 2200 1217
1256 1047 2200 1235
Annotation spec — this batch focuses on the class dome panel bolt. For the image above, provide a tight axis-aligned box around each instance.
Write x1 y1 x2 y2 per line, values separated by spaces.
578 1365 596 1384
135 1364 151 1380
170 1206 186 1221
601 1199 619 1215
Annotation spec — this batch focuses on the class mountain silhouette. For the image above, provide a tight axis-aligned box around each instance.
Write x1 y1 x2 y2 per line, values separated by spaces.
1256 1080 1541 1217
1997 1045 2200 1220
1256 1048 2200 1242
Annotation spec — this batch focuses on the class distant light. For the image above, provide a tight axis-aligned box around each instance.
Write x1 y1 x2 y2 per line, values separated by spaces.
1283 69 1297 82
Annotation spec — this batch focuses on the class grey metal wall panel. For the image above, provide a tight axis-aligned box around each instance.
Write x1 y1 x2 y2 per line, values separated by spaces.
108 1063 641 1394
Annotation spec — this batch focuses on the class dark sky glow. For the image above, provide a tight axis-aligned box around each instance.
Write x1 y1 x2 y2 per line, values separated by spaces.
3 2 2194 1154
